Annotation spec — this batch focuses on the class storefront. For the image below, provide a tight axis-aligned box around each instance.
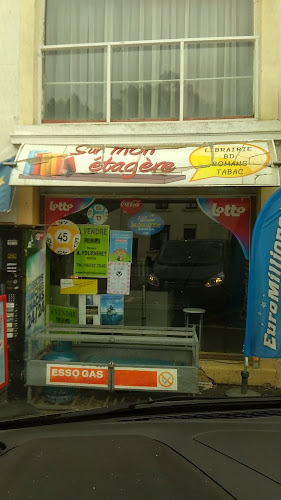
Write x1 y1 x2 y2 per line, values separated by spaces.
8 140 280 403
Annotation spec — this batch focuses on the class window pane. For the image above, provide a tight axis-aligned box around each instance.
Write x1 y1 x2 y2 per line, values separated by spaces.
44 49 106 84
45 0 254 44
111 82 180 120
184 78 253 119
44 83 106 121
185 42 254 80
112 45 180 83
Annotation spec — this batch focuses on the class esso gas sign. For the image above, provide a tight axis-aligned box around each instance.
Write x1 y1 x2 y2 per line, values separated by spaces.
120 199 142 215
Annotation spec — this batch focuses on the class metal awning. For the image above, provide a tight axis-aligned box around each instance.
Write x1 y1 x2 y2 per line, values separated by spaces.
8 141 280 188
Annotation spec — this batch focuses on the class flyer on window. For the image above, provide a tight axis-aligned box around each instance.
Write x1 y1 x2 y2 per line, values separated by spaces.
109 230 133 262
107 262 131 295
100 295 124 326
74 225 109 277
79 295 101 325
0 295 8 390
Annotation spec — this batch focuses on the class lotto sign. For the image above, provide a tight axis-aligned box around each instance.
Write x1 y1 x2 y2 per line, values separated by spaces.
114 367 177 391
46 219 81 255
46 364 108 388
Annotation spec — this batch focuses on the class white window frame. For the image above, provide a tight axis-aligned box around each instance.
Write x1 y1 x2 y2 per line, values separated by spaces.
39 23 258 124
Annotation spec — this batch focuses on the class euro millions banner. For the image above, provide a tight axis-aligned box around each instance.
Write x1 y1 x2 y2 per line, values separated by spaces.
244 188 281 357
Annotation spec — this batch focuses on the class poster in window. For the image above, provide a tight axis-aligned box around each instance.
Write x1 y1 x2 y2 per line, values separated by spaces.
100 295 124 326
46 304 78 335
74 225 109 277
109 230 133 262
79 295 101 325
25 248 45 340
0 295 8 390
107 262 131 295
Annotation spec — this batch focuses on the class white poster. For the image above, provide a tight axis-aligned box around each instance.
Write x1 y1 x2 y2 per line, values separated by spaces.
107 262 131 295
78 294 101 325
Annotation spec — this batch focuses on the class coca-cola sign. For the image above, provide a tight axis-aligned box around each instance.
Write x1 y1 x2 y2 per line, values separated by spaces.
120 199 142 215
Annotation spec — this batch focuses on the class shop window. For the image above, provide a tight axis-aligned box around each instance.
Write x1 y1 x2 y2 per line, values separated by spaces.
43 0 254 122
44 197 249 355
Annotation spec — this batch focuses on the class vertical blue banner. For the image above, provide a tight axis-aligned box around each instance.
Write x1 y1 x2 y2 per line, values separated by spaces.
244 188 281 357
0 157 14 212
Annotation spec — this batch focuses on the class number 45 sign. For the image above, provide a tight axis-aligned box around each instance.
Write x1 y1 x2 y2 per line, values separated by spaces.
46 219 81 255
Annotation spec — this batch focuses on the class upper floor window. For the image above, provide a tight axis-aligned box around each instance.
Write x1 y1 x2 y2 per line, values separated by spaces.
43 0 254 123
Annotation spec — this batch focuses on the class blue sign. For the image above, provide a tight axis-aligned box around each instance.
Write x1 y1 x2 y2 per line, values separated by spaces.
109 230 133 262
128 212 164 236
244 188 281 358
0 157 14 212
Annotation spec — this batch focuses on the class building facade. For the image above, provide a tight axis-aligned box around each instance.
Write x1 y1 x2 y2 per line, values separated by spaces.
1 0 281 392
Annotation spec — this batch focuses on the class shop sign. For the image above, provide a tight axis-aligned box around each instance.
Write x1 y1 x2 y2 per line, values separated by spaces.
128 212 164 236
11 141 278 187
46 364 109 388
45 197 94 225
0 295 8 390
74 225 109 277
46 364 177 391
197 198 250 259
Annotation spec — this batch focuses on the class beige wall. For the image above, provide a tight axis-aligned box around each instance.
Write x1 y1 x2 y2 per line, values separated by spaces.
18 0 44 125
256 0 281 119
0 0 20 160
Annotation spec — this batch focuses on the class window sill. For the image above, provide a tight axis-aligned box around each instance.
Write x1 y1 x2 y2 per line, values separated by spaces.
11 118 281 146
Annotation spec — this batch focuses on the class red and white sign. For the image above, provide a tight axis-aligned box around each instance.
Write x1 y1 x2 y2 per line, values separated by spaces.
120 199 142 214
114 367 177 390
46 364 108 388
46 364 177 391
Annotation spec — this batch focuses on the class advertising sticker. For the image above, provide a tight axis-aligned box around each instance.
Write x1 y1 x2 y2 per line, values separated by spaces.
128 212 164 236
45 197 94 225
197 198 250 259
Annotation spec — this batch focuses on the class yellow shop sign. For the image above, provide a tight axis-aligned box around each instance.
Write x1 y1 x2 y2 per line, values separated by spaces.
189 143 270 182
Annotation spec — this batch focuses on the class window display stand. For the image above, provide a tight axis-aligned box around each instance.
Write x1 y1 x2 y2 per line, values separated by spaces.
26 324 199 409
